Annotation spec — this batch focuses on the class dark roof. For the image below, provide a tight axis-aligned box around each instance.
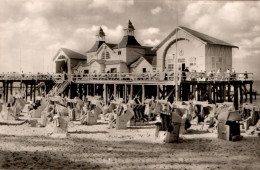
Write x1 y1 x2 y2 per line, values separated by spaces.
116 35 141 49
61 48 86 60
106 43 117 49
130 55 156 68
143 55 157 65
144 47 156 56
179 26 238 48
87 41 105 53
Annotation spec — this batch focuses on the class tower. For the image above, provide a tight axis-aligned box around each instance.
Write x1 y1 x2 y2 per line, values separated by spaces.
124 20 135 36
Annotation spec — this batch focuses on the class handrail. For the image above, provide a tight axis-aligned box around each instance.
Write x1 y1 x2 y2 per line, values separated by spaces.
0 72 253 82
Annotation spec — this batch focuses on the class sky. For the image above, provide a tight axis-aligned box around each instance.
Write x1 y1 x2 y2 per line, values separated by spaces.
0 0 259 79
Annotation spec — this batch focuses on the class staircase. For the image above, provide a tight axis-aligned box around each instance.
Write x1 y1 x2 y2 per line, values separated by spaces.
48 80 70 96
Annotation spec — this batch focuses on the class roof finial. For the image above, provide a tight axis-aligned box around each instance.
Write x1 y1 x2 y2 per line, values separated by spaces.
96 26 105 41
128 19 135 31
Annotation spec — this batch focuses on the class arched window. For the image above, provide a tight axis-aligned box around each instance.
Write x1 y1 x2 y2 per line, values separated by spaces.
106 51 110 59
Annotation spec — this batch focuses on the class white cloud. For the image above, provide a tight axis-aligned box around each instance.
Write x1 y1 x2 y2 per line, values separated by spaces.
88 0 134 13
143 39 160 46
139 27 160 38
23 0 52 13
151 6 162 15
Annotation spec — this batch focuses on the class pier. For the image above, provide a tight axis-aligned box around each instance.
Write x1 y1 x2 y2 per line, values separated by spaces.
0 72 254 110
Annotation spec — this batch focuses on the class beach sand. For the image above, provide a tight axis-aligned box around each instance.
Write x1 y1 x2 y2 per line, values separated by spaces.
0 116 259 170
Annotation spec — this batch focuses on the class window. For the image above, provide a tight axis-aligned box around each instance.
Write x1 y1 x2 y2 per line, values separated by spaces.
168 64 174 71
101 51 106 59
106 51 110 59
118 51 121 55
84 70 89 74
142 68 147 73
101 51 110 59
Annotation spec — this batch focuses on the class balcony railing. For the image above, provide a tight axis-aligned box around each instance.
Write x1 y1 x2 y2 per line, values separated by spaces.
0 72 253 83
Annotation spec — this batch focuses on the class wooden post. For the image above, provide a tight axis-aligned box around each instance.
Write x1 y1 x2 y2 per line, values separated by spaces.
208 84 212 103
234 85 239 110
103 84 107 105
6 82 9 102
10 82 13 95
93 84 96 96
3 81 5 102
25 84 28 101
114 84 116 99
130 84 133 100
30 84 33 101
142 84 145 104
124 84 127 103
227 83 231 102
239 84 243 104
33 84 36 103
197 84 200 101
250 82 253 103
213 85 216 103
223 84 226 102
157 85 160 100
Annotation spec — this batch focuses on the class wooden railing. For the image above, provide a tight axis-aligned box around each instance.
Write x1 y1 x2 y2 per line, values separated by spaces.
0 72 253 83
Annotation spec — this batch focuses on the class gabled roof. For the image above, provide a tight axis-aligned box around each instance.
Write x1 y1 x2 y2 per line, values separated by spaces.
53 48 86 61
154 26 238 50
143 55 157 65
116 35 141 49
179 26 238 48
129 56 155 68
87 41 105 53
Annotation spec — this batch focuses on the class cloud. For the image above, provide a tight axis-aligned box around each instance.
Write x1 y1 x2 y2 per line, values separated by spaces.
88 0 134 13
180 1 260 78
139 27 160 37
143 39 160 46
151 6 162 15
23 0 52 13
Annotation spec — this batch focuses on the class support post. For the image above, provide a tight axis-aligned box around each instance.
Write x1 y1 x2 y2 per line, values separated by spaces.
113 84 116 99
30 84 33 101
25 84 28 101
239 84 243 104
33 84 36 103
103 84 107 105
250 82 253 103
93 84 96 96
223 84 226 102
3 81 6 102
10 82 13 95
6 82 9 102
124 84 127 103
227 83 231 102
142 84 145 104
130 84 133 100
208 84 212 103
157 85 160 100
234 85 239 110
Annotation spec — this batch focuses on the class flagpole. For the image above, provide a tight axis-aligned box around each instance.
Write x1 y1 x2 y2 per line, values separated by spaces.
174 1 178 103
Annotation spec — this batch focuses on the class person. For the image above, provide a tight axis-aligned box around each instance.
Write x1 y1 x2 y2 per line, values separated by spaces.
183 67 189 81
226 68 231 80
68 105 74 121
244 71 248 80
164 67 168 80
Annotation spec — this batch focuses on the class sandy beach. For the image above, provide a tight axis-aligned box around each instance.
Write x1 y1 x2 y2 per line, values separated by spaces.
0 117 259 170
